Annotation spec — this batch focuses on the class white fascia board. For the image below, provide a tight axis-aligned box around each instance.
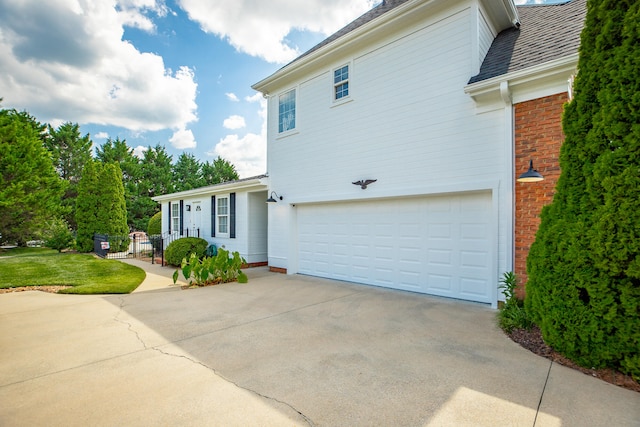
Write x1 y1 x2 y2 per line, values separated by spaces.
464 53 579 105
152 177 269 203
252 0 425 95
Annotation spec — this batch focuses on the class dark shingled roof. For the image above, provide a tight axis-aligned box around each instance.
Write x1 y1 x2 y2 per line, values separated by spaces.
469 0 586 84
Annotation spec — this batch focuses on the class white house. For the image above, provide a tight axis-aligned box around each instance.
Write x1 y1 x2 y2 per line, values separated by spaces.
250 0 586 307
152 175 269 266
155 0 585 307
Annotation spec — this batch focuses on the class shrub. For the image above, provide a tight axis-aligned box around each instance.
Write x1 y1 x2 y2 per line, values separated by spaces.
526 2 640 381
43 218 75 253
498 272 533 334
173 248 248 287
147 211 162 235
164 237 208 266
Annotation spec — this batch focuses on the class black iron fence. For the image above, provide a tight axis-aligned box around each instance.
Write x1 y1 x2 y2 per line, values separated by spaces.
94 229 200 265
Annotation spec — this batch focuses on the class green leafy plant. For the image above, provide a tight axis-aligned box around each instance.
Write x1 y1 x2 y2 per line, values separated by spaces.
164 237 208 266
173 247 248 287
43 217 75 253
147 211 162 235
498 272 533 333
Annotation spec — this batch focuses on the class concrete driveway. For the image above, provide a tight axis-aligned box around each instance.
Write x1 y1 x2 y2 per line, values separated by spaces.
1 261 638 426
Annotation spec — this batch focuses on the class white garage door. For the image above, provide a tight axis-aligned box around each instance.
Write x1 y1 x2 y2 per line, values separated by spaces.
297 192 493 303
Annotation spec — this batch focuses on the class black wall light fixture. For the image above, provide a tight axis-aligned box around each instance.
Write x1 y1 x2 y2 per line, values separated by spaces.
266 191 283 203
517 160 544 183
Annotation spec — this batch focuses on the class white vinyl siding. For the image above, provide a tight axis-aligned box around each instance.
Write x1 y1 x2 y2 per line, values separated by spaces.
265 5 510 297
478 9 495 67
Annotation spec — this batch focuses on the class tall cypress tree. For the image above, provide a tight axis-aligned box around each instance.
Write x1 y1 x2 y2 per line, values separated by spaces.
526 0 640 380
97 163 129 242
75 160 101 252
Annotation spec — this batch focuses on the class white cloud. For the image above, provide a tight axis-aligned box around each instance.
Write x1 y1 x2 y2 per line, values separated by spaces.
0 0 197 135
209 95 267 178
223 115 246 130
170 128 197 149
226 92 239 102
176 0 378 63
133 145 148 158
94 131 109 139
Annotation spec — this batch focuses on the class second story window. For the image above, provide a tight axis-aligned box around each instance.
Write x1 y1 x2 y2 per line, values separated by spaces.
334 65 349 100
278 89 296 133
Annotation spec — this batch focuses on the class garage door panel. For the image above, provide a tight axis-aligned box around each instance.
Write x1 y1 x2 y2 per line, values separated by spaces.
297 193 492 303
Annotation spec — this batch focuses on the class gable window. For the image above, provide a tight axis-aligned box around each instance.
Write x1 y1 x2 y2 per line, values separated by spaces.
171 203 180 234
278 89 296 133
334 65 349 100
217 196 229 235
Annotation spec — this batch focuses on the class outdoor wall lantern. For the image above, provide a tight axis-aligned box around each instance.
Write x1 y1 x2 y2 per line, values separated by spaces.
186 204 191 211
266 191 283 203
517 160 544 183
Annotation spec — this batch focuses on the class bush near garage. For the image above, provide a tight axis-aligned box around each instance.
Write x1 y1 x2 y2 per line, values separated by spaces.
164 237 208 266
526 2 640 381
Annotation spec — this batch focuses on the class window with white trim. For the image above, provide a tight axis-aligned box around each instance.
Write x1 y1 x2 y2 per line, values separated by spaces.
171 203 180 234
217 196 229 235
333 65 349 101
278 89 296 133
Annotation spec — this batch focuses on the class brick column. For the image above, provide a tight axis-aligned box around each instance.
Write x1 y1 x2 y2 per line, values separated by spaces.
514 93 567 298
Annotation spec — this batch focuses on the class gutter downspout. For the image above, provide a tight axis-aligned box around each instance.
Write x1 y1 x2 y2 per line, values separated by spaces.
500 80 515 305
501 0 521 28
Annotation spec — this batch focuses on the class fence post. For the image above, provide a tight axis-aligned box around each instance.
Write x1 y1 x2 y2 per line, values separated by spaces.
161 236 165 267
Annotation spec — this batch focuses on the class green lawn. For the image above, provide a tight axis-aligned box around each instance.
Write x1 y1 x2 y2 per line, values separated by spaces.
0 248 146 294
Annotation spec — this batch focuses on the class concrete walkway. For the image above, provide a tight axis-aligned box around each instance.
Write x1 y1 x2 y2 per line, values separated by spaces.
1 261 638 426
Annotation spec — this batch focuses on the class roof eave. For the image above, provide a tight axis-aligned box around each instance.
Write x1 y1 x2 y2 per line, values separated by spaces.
152 176 269 203
464 53 579 102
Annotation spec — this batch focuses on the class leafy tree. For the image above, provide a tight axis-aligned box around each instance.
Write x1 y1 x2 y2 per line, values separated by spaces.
44 122 92 229
140 144 174 197
202 156 239 185
526 0 640 380
128 144 174 231
0 107 63 245
76 160 101 252
173 152 203 192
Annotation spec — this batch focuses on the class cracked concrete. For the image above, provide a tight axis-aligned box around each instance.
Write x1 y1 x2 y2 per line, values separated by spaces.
1 263 638 426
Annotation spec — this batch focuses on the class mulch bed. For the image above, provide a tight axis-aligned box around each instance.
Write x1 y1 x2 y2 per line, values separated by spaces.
0 285 73 294
508 326 640 393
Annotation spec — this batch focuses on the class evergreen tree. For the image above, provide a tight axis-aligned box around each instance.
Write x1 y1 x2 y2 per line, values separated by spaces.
75 160 101 252
0 108 63 245
97 163 129 249
526 0 640 380
128 144 174 231
173 152 203 191
201 156 239 185
44 122 92 229
96 137 140 230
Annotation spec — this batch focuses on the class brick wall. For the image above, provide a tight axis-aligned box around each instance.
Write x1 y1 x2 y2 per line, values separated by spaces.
514 93 568 298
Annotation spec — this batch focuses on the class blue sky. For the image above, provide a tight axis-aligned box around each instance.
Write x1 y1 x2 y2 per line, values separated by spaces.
0 0 561 177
